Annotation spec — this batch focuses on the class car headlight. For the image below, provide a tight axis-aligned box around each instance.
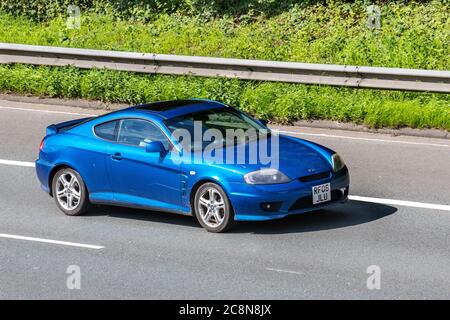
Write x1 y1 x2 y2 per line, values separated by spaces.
331 153 345 172
244 168 291 185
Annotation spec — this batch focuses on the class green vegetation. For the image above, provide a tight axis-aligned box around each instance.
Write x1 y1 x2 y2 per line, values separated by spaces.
0 0 448 130
0 1 448 69
0 1 392 21
1 64 448 130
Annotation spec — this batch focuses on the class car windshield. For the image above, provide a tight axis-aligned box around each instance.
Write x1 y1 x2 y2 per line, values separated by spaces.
164 107 268 151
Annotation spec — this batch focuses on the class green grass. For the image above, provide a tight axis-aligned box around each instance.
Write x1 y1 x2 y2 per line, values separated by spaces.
0 64 448 130
0 1 448 69
0 1 448 130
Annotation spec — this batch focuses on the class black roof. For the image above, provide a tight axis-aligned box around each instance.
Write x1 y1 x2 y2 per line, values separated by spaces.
133 99 205 112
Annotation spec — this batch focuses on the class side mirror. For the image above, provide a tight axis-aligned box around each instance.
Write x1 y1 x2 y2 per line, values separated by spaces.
258 119 268 127
145 141 166 155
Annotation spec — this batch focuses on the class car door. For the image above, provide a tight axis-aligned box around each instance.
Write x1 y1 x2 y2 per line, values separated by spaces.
106 118 183 212
86 119 121 199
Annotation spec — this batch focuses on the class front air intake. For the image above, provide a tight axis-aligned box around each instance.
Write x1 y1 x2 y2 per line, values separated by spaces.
298 171 331 183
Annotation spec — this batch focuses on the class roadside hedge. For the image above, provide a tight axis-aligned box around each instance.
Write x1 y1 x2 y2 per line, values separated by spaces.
0 1 442 21
0 0 448 130
0 1 448 70
0 64 448 130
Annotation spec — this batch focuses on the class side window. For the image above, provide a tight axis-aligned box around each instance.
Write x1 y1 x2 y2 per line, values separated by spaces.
94 121 118 141
117 119 169 149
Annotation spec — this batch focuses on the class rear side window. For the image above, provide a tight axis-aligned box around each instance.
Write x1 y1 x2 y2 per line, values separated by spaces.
117 119 169 149
94 121 118 141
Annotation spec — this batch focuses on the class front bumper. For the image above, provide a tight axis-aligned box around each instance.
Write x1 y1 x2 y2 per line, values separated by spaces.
229 167 350 221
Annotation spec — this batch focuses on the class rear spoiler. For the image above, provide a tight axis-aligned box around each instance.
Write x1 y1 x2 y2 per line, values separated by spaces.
46 117 93 135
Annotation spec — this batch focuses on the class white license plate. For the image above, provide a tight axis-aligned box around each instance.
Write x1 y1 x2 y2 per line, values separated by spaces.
312 183 331 205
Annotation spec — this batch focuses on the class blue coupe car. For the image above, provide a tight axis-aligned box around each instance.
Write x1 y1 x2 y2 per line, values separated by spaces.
36 99 349 232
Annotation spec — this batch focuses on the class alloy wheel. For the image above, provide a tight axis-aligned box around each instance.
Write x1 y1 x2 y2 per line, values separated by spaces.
55 172 81 211
197 187 226 228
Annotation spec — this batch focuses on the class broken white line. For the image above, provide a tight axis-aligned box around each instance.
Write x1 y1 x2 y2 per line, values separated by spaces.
0 159 35 167
0 233 104 250
266 267 304 275
0 105 97 117
276 130 449 148
1 105 448 148
348 195 450 212
1 158 449 212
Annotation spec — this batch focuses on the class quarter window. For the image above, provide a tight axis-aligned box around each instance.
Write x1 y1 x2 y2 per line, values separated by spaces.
117 119 169 149
94 121 118 141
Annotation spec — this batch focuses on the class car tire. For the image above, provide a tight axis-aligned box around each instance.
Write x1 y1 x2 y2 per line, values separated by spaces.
194 182 234 233
52 168 90 216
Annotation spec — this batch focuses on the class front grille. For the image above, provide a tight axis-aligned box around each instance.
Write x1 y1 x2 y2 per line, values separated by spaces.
289 189 343 211
298 171 331 183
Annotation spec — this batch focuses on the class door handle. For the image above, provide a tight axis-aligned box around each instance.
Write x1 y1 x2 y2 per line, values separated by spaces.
111 153 123 161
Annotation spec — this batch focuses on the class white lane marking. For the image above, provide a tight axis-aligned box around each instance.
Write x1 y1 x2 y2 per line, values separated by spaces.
0 159 35 167
1 105 447 147
266 267 304 275
2 158 450 211
0 233 104 250
276 130 449 148
0 105 97 117
349 195 450 212
1 105 448 148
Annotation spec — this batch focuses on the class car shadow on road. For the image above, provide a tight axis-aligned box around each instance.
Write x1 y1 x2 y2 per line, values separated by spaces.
85 205 201 228
233 200 397 234
85 200 396 234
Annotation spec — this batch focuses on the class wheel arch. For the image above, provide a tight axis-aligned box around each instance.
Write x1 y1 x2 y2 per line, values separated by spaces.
48 163 82 197
189 178 234 215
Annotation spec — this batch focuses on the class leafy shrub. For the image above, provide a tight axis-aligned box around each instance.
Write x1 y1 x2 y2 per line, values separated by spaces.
0 65 448 130
0 1 448 130
0 2 447 69
0 1 441 21
0 0 95 21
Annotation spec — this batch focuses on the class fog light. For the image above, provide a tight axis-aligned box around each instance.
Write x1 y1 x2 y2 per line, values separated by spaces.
260 202 282 212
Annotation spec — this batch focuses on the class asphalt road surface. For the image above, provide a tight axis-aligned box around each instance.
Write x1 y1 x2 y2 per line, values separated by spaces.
0 99 449 299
